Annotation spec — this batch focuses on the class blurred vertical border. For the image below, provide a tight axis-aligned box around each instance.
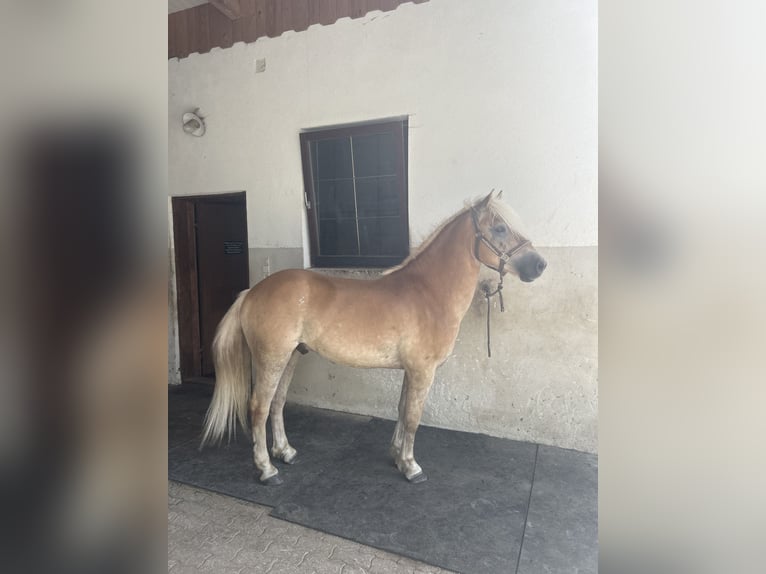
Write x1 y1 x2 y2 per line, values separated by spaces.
600 1 766 573
0 2 167 573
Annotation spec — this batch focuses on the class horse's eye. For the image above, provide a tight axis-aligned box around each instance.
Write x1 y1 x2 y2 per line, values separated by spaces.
493 224 507 234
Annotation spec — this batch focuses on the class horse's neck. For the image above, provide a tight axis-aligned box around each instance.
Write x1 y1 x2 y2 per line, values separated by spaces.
402 212 481 319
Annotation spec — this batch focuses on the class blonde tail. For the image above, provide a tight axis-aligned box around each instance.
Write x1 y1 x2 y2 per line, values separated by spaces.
200 289 251 447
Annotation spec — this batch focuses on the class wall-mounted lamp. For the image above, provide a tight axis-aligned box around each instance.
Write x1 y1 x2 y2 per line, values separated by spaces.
182 109 206 137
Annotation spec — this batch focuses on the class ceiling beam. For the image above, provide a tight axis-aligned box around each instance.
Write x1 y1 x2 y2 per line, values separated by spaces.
209 0 240 20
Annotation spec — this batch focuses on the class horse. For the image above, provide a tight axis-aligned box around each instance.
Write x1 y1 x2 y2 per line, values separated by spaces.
200 190 547 485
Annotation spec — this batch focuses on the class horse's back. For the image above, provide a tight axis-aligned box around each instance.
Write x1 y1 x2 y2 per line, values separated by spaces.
249 268 318 295
241 267 392 327
248 268 405 306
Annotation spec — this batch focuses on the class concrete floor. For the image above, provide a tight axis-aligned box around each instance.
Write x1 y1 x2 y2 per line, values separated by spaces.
168 481 451 574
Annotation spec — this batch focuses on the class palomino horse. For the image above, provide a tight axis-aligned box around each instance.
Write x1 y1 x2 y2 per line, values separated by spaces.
200 191 547 484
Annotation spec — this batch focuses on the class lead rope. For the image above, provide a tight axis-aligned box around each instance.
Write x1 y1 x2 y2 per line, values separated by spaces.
480 262 506 357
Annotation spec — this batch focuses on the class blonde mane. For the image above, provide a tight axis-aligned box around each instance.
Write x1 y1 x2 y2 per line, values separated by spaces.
382 207 470 275
383 195 529 275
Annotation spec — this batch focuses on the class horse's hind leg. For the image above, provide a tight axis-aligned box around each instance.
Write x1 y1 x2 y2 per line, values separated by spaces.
250 351 292 485
395 366 436 483
270 351 299 464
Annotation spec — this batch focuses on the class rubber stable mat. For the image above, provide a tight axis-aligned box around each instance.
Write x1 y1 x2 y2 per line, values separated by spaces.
169 384 596 574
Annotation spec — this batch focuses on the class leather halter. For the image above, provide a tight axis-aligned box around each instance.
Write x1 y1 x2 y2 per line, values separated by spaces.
470 208 531 274
470 207 532 357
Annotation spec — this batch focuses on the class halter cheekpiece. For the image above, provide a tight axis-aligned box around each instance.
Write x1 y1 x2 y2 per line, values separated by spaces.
470 207 531 357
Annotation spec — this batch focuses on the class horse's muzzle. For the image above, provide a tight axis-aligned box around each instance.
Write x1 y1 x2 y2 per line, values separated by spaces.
517 253 547 282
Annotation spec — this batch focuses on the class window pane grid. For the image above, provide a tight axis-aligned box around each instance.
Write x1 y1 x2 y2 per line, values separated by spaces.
319 214 402 221
302 120 408 267
314 173 397 183
348 136 362 256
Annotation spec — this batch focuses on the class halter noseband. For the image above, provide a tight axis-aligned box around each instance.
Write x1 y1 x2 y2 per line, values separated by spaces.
470 207 532 358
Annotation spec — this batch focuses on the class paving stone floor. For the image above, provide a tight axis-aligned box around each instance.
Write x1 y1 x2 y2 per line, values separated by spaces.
168 481 452 574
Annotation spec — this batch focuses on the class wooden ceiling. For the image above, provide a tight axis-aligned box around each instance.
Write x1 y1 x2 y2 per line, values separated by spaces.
169 0 429 60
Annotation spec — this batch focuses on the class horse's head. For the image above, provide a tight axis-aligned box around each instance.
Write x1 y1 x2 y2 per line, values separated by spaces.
471 191 547 282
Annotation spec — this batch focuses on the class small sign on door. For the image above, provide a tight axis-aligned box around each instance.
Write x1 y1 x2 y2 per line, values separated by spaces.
223 241 244 255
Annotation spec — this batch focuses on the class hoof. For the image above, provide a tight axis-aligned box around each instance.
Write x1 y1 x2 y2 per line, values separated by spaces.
261 473 283 486
407 472 428 484
274 447 298 465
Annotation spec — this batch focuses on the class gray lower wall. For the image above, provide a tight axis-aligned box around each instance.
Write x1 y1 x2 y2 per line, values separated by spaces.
248 247 304 285
170 245 597 453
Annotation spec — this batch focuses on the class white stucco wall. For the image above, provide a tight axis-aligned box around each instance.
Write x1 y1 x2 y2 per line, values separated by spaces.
169 0 597 452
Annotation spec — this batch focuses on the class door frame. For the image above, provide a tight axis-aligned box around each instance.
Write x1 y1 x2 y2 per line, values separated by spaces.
171 191 248 380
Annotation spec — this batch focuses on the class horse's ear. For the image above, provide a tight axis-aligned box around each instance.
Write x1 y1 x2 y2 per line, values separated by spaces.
496 189 504 200
476 190 494 209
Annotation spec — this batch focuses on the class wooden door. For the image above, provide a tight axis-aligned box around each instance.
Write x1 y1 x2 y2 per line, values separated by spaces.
172 192 249 379
195 198 249 375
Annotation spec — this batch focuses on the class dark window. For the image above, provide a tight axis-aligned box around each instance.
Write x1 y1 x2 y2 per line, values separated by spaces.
300 119 409 268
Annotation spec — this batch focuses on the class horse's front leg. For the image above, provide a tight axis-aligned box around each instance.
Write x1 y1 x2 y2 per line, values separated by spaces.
395 366 436 483
389 372 409 463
